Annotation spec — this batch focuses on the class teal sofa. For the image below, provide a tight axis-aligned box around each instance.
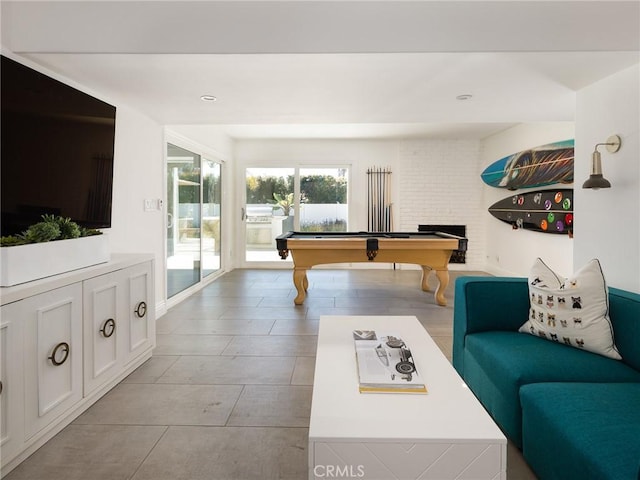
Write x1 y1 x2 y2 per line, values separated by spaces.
452 277 640 480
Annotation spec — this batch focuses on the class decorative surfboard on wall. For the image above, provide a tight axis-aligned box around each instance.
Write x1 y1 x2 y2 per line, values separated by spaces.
488 189 574 235
481 139 574 190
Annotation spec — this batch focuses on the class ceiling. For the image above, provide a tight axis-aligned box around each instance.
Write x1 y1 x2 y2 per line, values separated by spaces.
3 1 639 141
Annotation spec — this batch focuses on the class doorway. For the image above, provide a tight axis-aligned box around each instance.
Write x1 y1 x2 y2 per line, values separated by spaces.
166 143 222 298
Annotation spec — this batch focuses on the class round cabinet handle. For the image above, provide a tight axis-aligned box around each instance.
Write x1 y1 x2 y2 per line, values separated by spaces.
48 342 70 366
100 318 116 338
134 301 147 318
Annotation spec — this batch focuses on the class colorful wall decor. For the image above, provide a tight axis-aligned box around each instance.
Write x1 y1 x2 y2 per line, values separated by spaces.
481 139 574 190
488 189 573 235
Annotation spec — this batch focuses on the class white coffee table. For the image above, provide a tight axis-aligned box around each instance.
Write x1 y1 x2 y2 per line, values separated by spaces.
309 315 506 480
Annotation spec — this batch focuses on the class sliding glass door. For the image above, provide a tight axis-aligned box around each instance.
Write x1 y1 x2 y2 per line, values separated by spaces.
166 143 222 298
244 167 294 262
202 159 221 277
299 167 348 232
243 166 348 264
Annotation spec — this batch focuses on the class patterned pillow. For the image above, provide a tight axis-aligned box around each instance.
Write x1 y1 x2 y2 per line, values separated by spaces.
518 258 621 360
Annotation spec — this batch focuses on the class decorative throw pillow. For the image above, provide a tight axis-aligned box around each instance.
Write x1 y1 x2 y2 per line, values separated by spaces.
518 258 621 360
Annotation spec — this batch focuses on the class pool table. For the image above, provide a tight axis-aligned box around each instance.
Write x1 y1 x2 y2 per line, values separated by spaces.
275 231 468 306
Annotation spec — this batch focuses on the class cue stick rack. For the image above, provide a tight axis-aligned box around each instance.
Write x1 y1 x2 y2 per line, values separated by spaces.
367 166 392 232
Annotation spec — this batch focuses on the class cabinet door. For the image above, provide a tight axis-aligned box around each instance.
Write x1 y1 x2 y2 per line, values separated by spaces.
0 304 25 466
83 270 127 396
125 261 154 362
23 283 83 440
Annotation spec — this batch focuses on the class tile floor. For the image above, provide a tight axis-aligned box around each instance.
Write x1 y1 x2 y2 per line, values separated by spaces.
5 268 538 480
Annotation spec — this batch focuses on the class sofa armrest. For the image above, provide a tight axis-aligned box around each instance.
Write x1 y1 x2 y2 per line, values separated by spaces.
452 276 530 375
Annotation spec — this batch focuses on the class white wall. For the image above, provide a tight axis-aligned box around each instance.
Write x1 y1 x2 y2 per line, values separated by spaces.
108 105 165 309
482 122 576 277
397 139 484 269
574 65 640 292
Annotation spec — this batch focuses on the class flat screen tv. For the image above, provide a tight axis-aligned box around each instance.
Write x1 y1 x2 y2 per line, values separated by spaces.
1 55 116 236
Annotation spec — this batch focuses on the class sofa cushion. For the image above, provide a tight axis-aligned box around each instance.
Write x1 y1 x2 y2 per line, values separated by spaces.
519 258 621 360
609 287 640 372
520 382 640 480
463 331 640 446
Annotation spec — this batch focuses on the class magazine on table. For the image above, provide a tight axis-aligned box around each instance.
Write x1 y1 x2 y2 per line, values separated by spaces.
353 330 427 394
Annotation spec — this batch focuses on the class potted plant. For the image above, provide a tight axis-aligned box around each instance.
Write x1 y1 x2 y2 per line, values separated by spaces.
271 193 295 232
1 215 108 286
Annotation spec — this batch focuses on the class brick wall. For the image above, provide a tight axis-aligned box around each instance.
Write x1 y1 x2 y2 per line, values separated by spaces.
397 139 485 269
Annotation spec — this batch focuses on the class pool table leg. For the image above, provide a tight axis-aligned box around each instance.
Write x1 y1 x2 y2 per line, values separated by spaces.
420 266 433 292
433 268 449 306
293 268 308 305
420 266 449 306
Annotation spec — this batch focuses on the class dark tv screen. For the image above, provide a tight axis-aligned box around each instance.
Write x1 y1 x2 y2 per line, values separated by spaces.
1 55 116 236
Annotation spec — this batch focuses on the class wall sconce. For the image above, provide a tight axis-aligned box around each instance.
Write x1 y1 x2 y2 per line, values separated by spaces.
582 135 622 189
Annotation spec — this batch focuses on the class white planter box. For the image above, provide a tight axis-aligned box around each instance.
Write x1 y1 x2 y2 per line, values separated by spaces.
1 235 109 287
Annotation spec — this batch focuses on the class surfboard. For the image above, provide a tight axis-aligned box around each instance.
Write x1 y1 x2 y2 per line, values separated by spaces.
488 189 573 234
481 139 574 190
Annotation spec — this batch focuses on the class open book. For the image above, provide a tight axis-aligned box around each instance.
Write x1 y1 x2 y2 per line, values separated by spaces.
353 330 427 394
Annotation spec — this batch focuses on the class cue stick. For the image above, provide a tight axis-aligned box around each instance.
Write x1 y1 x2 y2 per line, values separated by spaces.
378 168 384 232
371 167 376 232
380 167 385 232
374 167 377 232
384 168 388 231
383 168 387 231
369 167 373 232
367 168 370 231
385 168 392 232
383 167 386 232
369 168 373 231
373 169 380 232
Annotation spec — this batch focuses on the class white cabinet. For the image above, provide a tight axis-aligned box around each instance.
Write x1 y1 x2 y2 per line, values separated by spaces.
22 284 84 440
0 254 155 476
83 270 126 395
0 304 25 464
125 261 154 363
82 260 154 396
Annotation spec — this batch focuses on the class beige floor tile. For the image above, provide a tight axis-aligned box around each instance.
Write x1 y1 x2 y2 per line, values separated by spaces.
162 304 227 319
176 296 264 307
258 295 330 308
507 441 539 479
218 306 307 320
270 318 320 335
130 426 307 480
121 355 180 383
171 318 275 335
153 333 233 355
155 313 187 334
227 385 312 427
291 356 316 385
222 335 318 356
155 355 295 385
74 383 243 426
306 306 394 320
4 425 166 480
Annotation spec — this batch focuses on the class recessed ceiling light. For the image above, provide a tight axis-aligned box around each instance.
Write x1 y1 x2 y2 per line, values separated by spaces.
456 94 473 101
200 95 217 102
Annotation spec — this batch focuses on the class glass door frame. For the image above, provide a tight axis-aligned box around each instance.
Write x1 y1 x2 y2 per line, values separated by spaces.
164 134 225 306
